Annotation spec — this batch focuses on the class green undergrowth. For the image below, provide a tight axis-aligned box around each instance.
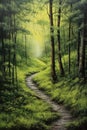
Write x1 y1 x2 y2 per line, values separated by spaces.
20 58 46 76
33 67 87 130
0 58 59 130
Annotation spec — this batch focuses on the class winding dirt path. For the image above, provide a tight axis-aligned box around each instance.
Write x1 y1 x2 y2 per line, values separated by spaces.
26 74 72 130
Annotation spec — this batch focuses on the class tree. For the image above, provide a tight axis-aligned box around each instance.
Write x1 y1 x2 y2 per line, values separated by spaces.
0 0 31 85
57 0 65 76
68 4 72 74
49 0 57 81
79 1 87 79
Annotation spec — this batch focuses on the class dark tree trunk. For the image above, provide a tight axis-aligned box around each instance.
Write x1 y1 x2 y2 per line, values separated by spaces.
8 31 11 78
77 28 81 66
12 14 18 85
25 35 27 64
57 0 64 76
1 27 6 74
68 21 71 74
79 12 87 79
8 9 12 78
14 33 18 85
12 33 18 85
68 4 72 75
49 0 57 81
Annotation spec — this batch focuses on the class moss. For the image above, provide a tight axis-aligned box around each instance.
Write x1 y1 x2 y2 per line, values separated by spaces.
33 66 87 130
0 59 59 130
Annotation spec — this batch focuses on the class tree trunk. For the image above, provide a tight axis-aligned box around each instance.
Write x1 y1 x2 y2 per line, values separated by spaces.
8 32 11 77
49 0 57 81
68 4 72 75
14 33 18 85
68 21 71 74
79 12 87 79
77 28 81 66
12 14 18 85
1 27 6 75
25 35 27 64
57 0 64 76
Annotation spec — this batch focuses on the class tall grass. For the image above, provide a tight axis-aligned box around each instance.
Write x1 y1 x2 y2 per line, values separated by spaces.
33 54 87 130
0 58 59 130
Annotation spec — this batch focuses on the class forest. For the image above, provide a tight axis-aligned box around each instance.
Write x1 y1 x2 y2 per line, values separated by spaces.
0 0 87 130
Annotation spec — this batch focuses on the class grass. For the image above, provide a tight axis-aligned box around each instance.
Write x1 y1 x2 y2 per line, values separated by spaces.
0 58 59 130
33 56 87 130
20 58 47 76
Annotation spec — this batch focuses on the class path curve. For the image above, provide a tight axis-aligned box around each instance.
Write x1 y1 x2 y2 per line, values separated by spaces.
26 74 72 130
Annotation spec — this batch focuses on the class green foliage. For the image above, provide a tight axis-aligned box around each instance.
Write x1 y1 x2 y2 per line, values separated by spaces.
0 59 59 130
67 117 87 130
26 58 47 75
0 0 87 130
33 59 87 130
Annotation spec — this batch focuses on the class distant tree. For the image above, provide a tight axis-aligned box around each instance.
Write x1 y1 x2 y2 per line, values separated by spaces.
77 21 81 67
67 0 87 79
0 0 32 85
68 4 72 74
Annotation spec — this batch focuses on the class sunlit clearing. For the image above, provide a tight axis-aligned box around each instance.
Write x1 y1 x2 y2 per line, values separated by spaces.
32 40 44 57
22 7 49 58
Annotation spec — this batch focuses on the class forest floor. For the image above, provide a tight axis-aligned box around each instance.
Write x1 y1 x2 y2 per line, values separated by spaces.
26 74 72 130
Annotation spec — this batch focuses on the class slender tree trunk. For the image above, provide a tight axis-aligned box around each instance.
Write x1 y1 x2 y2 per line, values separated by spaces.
12 27 15 84
14 33 18 85
79 12 87 79
79 30 85 78
68 21 71 74
77 28 81 66
68 4 72 75
8 31 11 78
25 35 27 64
12 33 18 85
49 0 57 81
1 27 5 75
57 0 64 76
12 14 18 85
